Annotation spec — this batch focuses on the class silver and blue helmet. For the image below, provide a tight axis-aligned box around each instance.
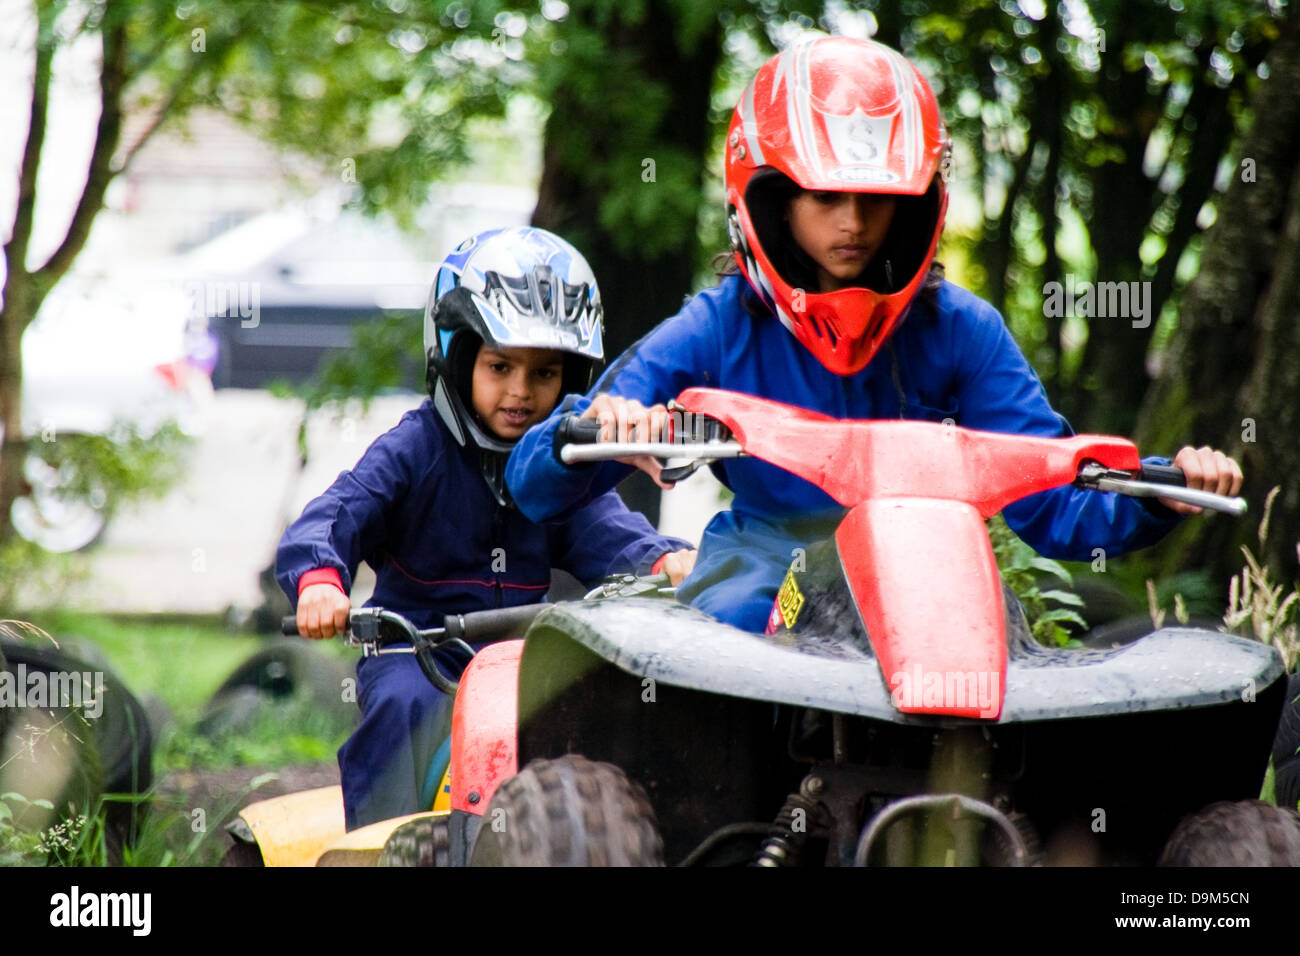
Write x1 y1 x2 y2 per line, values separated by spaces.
425 226 604 499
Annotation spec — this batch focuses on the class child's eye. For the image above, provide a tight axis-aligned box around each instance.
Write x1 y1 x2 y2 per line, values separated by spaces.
811 191 840 204
490 362 510 374
534 367 560 380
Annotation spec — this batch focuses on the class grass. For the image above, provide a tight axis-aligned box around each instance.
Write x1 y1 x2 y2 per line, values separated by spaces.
23 609 353 717
0 610 356 865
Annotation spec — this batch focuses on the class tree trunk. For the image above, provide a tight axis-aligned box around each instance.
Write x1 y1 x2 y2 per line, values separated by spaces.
1067 27 1158 434
531 1 722 525
1136 18 1300 591
0 3 128 544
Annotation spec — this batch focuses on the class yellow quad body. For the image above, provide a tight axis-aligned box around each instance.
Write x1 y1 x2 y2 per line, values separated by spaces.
232 768 451 867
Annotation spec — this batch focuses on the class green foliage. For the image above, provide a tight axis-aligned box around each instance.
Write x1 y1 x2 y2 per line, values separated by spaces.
1223 487 1300 673
0 425 191 607
0 792 61 866
0 538 81 612
27 423 190 513
271 310 424 418
31 611 259 717
902 0 1283 425
988 514 1087 647
266 309 424 461
159 695 353 771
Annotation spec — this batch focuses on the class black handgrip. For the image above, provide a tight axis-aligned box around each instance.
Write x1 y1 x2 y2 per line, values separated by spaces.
554 415 604 464
281 615 300 636
444 603 548 642
1138 464 1186 487
557 415 603 445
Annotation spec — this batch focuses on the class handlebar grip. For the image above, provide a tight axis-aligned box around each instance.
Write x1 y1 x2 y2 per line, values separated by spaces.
444 603 548 643
557 415 604 445
554 415 604 465
281 615 300 636
1138 464 1186 487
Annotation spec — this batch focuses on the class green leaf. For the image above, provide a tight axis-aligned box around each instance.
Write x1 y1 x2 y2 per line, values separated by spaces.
1029 556 1075 585
1035 608 1089 628
1038 589 1085 607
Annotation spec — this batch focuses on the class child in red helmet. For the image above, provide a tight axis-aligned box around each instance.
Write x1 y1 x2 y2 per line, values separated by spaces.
505 36 1242 633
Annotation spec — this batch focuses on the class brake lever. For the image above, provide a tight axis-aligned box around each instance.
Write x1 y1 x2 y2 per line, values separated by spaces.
1075 462 1247 516
661 459 705 483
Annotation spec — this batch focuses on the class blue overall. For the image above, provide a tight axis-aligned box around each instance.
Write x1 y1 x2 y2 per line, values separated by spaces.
277 399 689 830
506 275 1181 633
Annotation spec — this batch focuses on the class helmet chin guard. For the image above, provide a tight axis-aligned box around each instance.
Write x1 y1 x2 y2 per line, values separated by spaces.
726 36 951 376
425 227 605 503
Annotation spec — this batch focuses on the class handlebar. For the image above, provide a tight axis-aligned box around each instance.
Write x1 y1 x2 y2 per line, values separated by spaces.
554 408 1247 518
554 415 604 448
1076 461 1246 516
282 603 549 694
555 411 745 466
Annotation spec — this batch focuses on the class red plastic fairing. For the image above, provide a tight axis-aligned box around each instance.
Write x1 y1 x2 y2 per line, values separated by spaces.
676 387 1141 720
449 640 522 815
676 388 1140 513
838 500 1006 719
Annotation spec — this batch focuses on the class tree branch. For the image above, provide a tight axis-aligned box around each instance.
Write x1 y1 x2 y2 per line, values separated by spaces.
1148 79 1232 322
115 54 205 173
1 16 53 298
35 0 128 289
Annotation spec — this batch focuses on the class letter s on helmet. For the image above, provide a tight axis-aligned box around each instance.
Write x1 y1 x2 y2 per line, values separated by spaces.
726 35 951 376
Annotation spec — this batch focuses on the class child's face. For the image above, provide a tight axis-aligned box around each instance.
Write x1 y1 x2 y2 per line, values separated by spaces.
787 190 897 293
471 344 565 440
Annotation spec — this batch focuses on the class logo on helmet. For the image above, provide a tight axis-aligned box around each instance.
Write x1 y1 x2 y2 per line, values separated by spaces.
825 111 892 167
827 167 902 185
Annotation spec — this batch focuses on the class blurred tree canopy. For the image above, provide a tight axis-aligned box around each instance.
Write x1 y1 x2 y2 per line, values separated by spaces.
4 0 1297 593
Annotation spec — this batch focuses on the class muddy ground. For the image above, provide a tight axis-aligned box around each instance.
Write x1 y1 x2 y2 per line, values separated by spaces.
153 761 340 865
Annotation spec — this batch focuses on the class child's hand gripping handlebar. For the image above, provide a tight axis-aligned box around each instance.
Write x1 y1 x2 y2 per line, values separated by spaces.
1074 462 1247 516
281 604 547 694
556 407 745 482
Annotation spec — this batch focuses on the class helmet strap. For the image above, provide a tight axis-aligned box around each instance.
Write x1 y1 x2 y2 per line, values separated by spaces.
478 448 513 508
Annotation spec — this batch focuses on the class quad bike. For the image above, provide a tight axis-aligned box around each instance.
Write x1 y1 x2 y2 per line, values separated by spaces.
228 387 1297 866
472 388 1296 866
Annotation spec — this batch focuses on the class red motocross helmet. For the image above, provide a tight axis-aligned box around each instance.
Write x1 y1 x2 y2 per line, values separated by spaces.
726 35 952 376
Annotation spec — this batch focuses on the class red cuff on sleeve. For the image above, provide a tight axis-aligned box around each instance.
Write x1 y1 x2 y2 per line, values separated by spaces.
651 554 667 576
298 567 345 597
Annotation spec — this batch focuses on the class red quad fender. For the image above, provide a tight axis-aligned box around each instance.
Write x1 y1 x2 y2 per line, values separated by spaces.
450 640 522 814
677 388 1142 720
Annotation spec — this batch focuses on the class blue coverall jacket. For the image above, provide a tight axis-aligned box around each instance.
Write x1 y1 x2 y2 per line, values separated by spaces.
506 275 1181 633
276 399 688 828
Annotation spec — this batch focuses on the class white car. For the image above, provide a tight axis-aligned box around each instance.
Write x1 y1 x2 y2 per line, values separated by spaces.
8 274 214 552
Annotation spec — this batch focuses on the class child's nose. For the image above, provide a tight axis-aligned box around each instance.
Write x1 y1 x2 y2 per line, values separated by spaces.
842 195 878 229
508 370 532 396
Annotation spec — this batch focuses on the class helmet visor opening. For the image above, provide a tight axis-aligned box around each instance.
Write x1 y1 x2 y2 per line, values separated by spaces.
745 171 941 295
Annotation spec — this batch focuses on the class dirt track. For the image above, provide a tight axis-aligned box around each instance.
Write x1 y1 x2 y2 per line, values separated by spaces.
154 760 339 864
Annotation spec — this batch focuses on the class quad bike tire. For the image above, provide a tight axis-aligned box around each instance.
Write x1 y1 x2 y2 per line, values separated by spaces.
378 815 451 867
1158 799 1300 866
0 637 151 858
468 755 665 867
220 841 266 867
